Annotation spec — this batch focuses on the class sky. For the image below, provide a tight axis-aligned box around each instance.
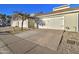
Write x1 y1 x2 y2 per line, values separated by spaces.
0 4 79 15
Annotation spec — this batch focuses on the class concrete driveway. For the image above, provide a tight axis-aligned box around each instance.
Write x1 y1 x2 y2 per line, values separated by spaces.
0 29 64 54
15 29 64 52
0 31 57 54
1 29 79 54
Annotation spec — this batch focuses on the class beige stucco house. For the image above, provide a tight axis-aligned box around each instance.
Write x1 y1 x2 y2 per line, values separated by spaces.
35 5 79 32
11 5 79 32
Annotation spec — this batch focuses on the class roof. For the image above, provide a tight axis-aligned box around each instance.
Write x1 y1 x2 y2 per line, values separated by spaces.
35 8 79 16
52 8 79 14
53 5 70 11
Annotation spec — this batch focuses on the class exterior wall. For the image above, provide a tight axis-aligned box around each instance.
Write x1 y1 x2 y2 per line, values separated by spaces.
18 20 22 27
11 20 19 27
28 19 35 28
64 13 78 32
11 19 28 28
23 20 28 28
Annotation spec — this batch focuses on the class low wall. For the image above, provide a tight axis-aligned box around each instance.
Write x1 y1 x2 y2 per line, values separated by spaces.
0 27 12 32
58 31 79 54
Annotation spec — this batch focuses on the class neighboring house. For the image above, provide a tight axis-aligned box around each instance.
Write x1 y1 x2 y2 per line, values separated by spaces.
11 13 28 28
35 5 79 32
11 13 36 29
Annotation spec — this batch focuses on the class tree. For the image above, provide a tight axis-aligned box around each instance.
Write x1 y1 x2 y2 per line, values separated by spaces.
13 11 30 30
18 13 30 30
0 14 6 26
34 17 39 29
6 15 11 26
31 16 42 29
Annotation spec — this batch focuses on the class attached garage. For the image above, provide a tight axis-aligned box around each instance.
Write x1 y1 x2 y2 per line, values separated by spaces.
35 5 79 32
38 16 64 30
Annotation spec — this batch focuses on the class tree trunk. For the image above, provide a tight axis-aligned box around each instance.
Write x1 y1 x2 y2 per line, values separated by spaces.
21 20 24 30
37 23 39 29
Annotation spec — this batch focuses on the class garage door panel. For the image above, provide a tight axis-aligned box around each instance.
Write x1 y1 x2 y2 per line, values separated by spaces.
46 17 64 29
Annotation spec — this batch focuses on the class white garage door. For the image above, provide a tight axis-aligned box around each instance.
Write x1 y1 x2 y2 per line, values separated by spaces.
38 16 64 30
46 17 64 30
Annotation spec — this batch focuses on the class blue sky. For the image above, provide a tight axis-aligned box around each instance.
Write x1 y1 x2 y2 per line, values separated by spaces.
0 4 79 15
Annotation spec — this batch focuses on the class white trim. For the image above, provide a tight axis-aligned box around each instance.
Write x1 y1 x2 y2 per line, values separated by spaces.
53 5 70 9
53 7 70 11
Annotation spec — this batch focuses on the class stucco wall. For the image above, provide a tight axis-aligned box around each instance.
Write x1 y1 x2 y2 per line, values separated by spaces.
64 13 78 32
18 20 28 28
11 19 28 28
11 20 19 27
